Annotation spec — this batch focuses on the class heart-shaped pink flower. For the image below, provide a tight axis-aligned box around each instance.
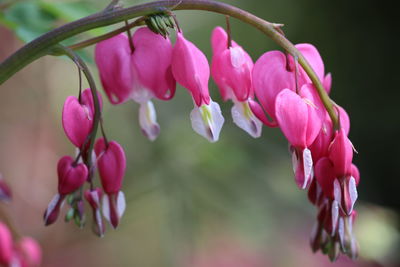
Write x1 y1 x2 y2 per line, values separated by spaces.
57 155 88 195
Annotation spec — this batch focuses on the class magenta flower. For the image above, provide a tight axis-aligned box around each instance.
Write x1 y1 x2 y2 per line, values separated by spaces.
275 84 324 189
95 29 176 141
84 188 105 237
94 138 126 228
252 44 330 124
211 27 262 138
44 156 88 226
0 222 13 266
62 88 102 148
172 32 224 142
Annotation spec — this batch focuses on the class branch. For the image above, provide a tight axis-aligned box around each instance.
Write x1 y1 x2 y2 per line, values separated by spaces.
0 0 338 127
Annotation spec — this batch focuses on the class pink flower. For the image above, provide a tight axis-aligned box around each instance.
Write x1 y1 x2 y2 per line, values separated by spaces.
95 29 176 141
210 27 262 138
329 128 354 178
95 138 126 228
275 84 324 189
62 88 102 148
0 222 13 266
252 44 330 124
172 32 224 142
44 156 88 226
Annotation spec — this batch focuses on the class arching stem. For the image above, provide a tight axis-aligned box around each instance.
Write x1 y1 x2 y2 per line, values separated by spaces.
0 0 338 128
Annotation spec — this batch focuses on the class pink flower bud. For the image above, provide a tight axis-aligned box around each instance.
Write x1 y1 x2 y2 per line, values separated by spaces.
328 128 353 177
0 222 13 265
95 138 126 194
62 88 102 148
57 156 88 195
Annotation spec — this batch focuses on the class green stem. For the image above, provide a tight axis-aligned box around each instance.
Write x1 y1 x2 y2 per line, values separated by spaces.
0 0 338 127
50 45 101 170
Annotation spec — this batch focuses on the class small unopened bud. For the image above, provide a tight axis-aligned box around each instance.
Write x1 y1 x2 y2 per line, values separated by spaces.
43 194 65 226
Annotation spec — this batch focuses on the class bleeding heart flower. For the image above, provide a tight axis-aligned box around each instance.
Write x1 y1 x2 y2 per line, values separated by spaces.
95 29 176 141
62 88 102 148
211 27 262 138
275 84 324 189
172 31 224 142
95 138 126 228
252 43 330 124
44 156 88 226
328 128 353 178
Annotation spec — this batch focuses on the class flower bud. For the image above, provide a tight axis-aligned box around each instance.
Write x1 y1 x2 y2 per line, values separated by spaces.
0 222 13 265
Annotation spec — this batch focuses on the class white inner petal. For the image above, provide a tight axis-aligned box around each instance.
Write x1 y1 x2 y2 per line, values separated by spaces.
231 101 262 138
117 191 126 219
190 100 224 142
302 148 313 189
102 194 110 223
348 176 358 212
331 200 339 235
139 100 160 141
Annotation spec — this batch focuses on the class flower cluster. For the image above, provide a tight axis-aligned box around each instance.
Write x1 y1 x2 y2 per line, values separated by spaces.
43 88 127 237
251 43 359 260
93 21 359 259
0 223 41 267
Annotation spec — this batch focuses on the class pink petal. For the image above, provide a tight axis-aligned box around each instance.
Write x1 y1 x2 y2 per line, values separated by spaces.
253 51 298 121
275 89 308 147
291 43 325 83
95 138 126 194
172 32 210 106
62 96 93 148
314 157 336 199
132 28 176 101
351 164 360 186
328 129 353 177
309 116 333 162
211 46 253 102
95 33 134 104
43 193 65 226
17 237 42 266
323 73 332 94
80 88 103 116
248 99 278 127
299 84 324 146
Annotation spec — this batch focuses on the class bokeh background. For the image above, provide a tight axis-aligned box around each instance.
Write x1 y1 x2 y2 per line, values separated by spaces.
0 0 399 266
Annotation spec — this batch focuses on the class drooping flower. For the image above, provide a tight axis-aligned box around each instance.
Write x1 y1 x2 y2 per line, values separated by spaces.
211 27 262 137
62 88 102 148
95 29 176 141
172 31 224 142
275 84 324 189
94 138 126 228
252 44 331 125
44 156 88 226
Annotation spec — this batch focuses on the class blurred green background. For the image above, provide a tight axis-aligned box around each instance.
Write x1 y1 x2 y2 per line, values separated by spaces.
0 0 399 266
